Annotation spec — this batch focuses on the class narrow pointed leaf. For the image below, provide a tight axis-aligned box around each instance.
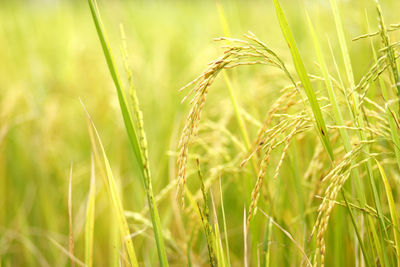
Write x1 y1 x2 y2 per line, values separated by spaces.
272 0 334 161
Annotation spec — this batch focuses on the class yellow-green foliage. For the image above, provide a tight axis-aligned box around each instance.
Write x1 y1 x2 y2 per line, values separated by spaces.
1 0 400 266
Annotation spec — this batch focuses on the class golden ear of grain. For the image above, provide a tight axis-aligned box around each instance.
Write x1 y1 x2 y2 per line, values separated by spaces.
272 120 306 180
177 84 211 207
247 145 273 231
311 144 366 266
177 32 305 206
242 87 297 167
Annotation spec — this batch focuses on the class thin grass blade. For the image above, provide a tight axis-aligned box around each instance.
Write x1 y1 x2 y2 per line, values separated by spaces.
243 207 248 267
81 101 139 267
219 178 231 267
85 155 96 267
68 164 74 267
375 159 400 265
259 209 312 266
272 0 334 161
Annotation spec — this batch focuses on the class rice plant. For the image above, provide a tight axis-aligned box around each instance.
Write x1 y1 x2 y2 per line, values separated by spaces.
1 0 400 266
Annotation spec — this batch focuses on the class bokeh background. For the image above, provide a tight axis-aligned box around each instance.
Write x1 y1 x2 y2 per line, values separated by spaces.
1 0 400 266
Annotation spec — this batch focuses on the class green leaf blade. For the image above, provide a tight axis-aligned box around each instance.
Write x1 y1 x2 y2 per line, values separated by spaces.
272 0 334 161
87 1 169 265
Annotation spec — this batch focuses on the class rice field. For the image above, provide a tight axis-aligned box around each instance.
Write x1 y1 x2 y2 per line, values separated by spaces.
1 0 400 266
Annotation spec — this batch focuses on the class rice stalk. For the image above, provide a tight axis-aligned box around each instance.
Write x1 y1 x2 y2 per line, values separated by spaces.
216 1 252 152
367 216 386 266
196 159 217 267
369 3 400 172
375 0 400 106
210 191 227 267
88 1 168 265
329 0 392 265
375 159 400 265
85 155 96 267
219 177 231 267
308 13 371 265
68 164 74 267
260 218 272 267
243 207 248 267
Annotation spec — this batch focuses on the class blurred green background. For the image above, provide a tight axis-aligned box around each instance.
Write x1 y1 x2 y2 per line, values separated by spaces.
1 0 399 266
